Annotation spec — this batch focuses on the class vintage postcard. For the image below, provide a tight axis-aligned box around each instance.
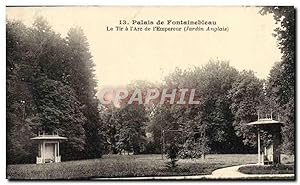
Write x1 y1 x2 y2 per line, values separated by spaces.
6 6 295 180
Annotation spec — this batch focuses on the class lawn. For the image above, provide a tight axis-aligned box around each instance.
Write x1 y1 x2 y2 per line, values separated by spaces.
7 154 258 180
238 164 294 175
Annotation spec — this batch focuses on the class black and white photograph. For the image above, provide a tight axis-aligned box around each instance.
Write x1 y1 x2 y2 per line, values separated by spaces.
5 6 295 180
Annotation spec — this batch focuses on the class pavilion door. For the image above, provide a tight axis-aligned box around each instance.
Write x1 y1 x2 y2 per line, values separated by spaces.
44 143 55 162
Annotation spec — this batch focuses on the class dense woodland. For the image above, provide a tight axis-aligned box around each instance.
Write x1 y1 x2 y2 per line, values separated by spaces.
7 17 105 164
7 7 295 164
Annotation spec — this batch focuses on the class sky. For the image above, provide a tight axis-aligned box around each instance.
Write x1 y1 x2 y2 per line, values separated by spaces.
6 7 282 90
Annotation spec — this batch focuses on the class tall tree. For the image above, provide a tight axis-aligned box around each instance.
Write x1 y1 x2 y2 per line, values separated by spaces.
228 70 264 148
178 61 242 153
100 104 118 154
114 104 148 154
150 61 252 154
65 27 105 158
261 7 295 153
7 21 36 164
33 77 86 160
29 17 88 160
6 17 103 163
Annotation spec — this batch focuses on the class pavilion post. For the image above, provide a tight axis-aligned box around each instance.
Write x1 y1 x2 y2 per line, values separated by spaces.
42 141 45 163
55 143 57 157
58 142 60 157
162 130 165 159
161 129 163 159
273 125 281 164
257 128 261 165
40 143 43 159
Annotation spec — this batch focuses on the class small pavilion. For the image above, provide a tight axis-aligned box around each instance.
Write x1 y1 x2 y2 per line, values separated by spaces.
31 131 67 164
247 116 283 165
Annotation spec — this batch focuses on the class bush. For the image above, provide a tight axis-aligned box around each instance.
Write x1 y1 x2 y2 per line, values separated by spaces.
165 143 180 168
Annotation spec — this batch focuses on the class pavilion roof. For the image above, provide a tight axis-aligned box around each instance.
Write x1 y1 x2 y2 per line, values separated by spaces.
30 135 67 140
247 118 284 126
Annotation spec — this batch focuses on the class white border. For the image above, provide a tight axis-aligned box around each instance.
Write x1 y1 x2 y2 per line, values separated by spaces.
3 0 297 6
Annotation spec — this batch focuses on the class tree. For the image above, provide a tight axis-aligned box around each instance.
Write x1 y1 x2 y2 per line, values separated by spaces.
7 21 36 164
260 7 295 153
33 77 86 160
28 17 89 160
165 142 180 169
228 70 264 148
178 61 242 153
101 81 153 154
113 104 148 154
150 61 252 155
65 27 105 158
192 61 239 153
100 104 118 154
7 17 104 163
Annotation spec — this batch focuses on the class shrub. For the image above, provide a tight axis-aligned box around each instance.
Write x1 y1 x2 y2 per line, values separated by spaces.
165 142 180 169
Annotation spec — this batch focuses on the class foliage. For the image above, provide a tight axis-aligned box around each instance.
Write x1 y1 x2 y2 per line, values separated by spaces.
260 7 295 153
165 142 180 168
7 20 36 164
179 136 210 159
228 70 264 146
102 103 148 154
65 26 105 159
33 77 86 160
6 17 103 163
186 61 240 153
150 61 255 155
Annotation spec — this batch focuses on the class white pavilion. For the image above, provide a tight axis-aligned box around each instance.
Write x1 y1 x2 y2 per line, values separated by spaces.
248 116 283 165
31 131 67 164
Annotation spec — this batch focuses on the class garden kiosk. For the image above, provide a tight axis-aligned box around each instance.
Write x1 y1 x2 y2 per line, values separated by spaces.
31 131 67 164
247 116 283 165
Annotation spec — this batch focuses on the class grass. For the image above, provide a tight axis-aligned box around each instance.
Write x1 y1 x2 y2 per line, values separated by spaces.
7 154 257 180
238 164 294 175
